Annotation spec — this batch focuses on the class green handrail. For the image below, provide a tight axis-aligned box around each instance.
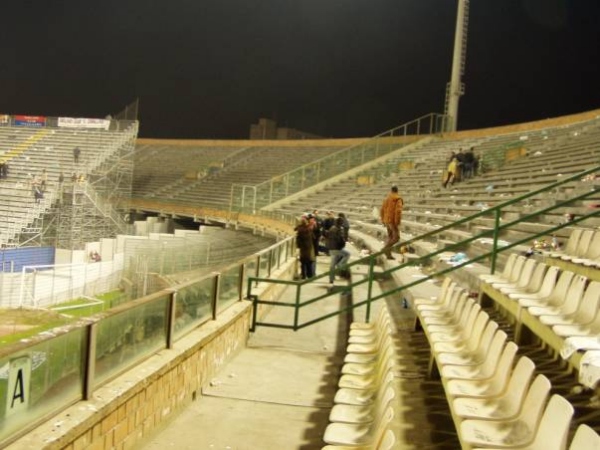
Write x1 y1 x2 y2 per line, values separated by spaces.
248 164 599 330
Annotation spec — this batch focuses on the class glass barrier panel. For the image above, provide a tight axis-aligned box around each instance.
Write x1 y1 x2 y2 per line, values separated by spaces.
217 266 241 311
270 246 279 271
0 327 86 444
172 277 214 340
257 252 270 279
94 295 168 388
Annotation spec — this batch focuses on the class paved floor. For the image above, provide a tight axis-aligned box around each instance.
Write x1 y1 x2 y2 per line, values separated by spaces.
137 253 461 450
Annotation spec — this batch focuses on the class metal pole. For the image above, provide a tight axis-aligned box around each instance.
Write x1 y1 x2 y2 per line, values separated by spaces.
446 0 469 132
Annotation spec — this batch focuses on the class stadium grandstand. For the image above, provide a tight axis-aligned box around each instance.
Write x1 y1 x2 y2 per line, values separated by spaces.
0 103 598 450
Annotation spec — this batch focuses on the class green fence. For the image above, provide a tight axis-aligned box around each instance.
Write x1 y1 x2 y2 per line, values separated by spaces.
247 165 600 330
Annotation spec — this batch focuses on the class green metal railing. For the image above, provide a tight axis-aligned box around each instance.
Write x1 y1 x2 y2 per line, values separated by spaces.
247 165 600 331
230 113 448 214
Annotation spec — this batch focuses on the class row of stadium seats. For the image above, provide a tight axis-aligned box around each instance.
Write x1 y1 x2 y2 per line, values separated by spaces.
414 278 600 449
322 306 397 449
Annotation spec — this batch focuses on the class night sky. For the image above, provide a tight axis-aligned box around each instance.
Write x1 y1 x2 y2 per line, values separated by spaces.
1 0 599 139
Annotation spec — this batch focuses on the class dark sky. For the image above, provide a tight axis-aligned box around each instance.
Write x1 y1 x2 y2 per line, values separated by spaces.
1 0 599 139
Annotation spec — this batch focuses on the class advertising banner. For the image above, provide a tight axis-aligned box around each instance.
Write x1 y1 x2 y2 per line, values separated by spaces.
13 115 46 127
58 117 110 130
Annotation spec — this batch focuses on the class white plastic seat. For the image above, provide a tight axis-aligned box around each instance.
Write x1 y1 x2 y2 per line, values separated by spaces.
539 279 600 327
342 340 394 376
568 424 600 450
508 266 559 302
329 385 395 424
471 394 574 450
480 253 518 284
549 228 583 258
323 404 395 446
346 324 392 354
489 255 529 289
493 258 537 292
321 429 396 450
445 342 519 396
561 228 594 261
432 310 491 355
417 292 472 328
334 369 394 406
554 282 600 337
574 230 600 266
440 331 509 381
427 299 481 341
452 356 536 420
348 321 392 345
350 307 391 336
416 283 460 314
412 277 453 308
517 270 574 308
426 293 481 343
528 274 587 318
436 319 498 367
500 262 547 296
459 374 551 448
339 352 395 390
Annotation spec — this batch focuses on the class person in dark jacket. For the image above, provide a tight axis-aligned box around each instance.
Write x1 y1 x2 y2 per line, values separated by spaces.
295 217 316 279
326 217 350 285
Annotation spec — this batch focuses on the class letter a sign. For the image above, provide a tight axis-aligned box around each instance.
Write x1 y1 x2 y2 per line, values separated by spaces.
6 356 31 417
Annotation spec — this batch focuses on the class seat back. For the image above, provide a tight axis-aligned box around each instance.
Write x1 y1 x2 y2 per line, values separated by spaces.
517 374 552 436
547 270 576 306
559 274 588 315
502 356 536 418
536 265 560 298
476 330 508 378
471 318 499 356
563 228 583 255
527 394 574 450
516 258 538 289
574 229 595 258
464 311 490 353
484 341 519 394
500 253 518 279
525 262 548 294
584 231 600 260
377 429 396 450
574 281 600 324
568 424 600 450
508 255 527 284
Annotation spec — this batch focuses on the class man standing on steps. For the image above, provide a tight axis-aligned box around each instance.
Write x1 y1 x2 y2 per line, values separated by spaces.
380 185 404 260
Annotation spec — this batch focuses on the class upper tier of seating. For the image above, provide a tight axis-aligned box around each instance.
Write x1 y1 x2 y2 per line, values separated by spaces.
0 123 138 246
132 140 350 208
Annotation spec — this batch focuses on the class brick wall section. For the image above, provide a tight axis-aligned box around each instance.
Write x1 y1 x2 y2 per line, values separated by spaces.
6 301 253 450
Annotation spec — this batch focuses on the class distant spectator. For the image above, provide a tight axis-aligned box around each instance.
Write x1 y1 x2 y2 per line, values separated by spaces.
90 251 102 262
73 147 81 163
326 217 351 286
33 185 43 203
71 172 78 182
40 169 48 191
455 148 465 181
338 212 350 242
463 147 475 179
58 172 64 184
0 161 5 179
295 216 315 279
380 185 404 260
442 152 458 188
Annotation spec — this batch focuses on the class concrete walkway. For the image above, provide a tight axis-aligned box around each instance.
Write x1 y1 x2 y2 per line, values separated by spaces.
137 252 460 449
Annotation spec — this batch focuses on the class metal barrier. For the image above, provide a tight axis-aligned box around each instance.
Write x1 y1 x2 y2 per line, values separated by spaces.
247 165 600 330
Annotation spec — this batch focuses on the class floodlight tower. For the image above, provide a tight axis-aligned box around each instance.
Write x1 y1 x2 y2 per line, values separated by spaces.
445 0 470 132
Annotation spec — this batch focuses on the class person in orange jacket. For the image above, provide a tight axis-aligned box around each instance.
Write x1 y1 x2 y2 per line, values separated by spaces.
380 185 403 259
